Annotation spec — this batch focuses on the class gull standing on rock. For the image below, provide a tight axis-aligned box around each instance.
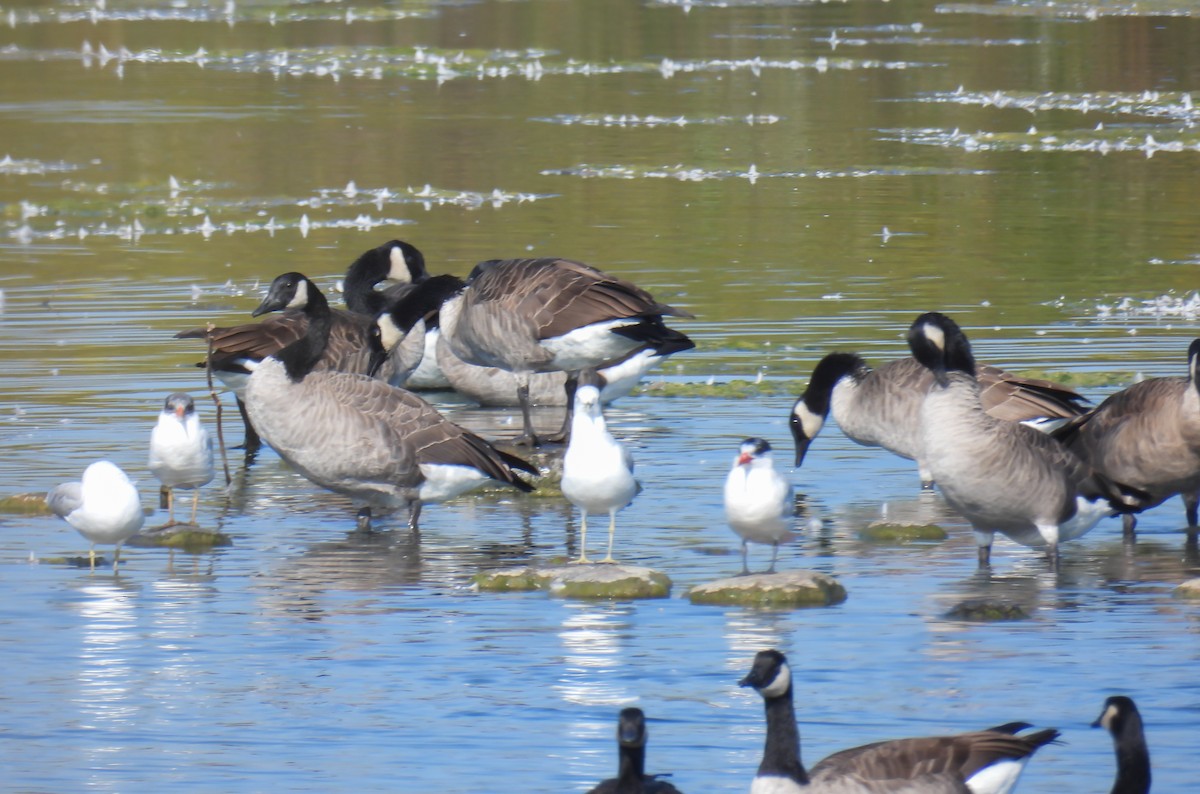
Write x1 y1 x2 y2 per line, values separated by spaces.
724 438 794 574
149 392 215 526
561 378 640 564
47 461 145 572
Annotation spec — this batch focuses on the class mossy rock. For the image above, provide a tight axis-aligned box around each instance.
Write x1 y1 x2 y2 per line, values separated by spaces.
687 570 847 608
0 493 52 515
1173 578 1200 599
473 563 671 599
945 598 1031 622
860 521 948 543
126 524 233 553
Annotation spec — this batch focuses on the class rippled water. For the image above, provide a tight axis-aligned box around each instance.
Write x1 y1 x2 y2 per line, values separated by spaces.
2 0 1199 791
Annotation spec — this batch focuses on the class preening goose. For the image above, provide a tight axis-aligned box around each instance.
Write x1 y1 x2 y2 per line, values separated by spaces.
740 649 1059 794
340 239 429 315
907 312 1145 567
439 257 693 446
724 438 794 574
561 378 640 563
47 461 145 572
790 352 1089 488
1053 338 1200 543
587 707 683 794
1093 696 1151 794
242 272 537 531
148 392 214 525
176 242 425 450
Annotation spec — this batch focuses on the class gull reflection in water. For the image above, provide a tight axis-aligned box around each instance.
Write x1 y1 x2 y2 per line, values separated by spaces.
69 578 142 784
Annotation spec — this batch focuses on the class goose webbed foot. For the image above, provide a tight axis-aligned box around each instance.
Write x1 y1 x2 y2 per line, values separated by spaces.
406 501 422 533
355 507 373 533
976 545 992 568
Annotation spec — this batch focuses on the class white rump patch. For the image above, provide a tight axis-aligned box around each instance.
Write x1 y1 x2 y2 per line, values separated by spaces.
541 319 642 372
965 757 1027 794
418 463 489 503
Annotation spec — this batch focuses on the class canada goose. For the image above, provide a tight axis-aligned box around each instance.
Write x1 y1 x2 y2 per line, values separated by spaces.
369 274 465 389
1053 338 1200 543
587 707 683 794
561 378 640 563
724 438 794 574
176 242 426 450
437 335 685 408
1093 696 1151 794
46 461 145 572
148 392 214 525
242 272 537 531
439 257 692 446
340 239 429 315
907 312 1144 567
739 649 1059 794
791 352 1089 488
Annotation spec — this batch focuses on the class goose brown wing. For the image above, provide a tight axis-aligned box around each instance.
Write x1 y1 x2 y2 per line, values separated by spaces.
178 310 375 372
811 729 1057 785
311 373 535 490
977 364 1090 422
468 258 690 341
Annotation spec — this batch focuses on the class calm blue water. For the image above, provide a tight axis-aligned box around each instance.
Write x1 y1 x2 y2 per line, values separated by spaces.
3 0 1199 790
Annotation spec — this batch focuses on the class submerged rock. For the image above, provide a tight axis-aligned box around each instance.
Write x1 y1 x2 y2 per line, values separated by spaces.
1174 578 1200 599
945 598 1030 622
687 570 846 608
473 563 671 599
0 492 52 515
126 523 233 553
860 521 948 543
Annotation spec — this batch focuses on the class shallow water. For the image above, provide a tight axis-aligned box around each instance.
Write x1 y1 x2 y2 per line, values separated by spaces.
2 0 1199 791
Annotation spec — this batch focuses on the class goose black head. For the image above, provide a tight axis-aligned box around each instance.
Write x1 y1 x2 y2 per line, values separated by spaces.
252 272 316 317
386 274 467 332
740 649 792 700
616 707 648 749
1093 695 1142 735
343 240 428 315
907 311 976 387
791 352 865 467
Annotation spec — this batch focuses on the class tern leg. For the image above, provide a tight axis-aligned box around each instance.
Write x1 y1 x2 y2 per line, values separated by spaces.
572 511 591 564
600 510 617 563
189 490 200 525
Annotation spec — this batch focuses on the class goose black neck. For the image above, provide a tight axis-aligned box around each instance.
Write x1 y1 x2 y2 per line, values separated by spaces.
1112 716 1151 794
1188 338 1200 395
759 690 809 785
277 282 332 382
804 352 866 416
343 256 389 316
614 744 647 793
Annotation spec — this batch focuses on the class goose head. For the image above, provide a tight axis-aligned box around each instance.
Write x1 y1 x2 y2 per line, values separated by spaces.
740 649 792 700
791 352 865 467
907 311 976 387
252 272 314 317
617 707 649 750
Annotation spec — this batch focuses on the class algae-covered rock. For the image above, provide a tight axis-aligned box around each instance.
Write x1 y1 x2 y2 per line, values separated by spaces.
126 524 233 553
687 570 846 608
473 563 671 599
860 521 948 543
0 493 52 515
945 598 1030 622
1174 578 1200 599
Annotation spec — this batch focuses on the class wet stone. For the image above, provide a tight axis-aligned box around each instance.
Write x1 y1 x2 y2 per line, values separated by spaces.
0 493 52 515
1173 578 1200 599
127 523 233 553
473 563 671 599
945 598 1031 622
860 521 948 543
687 570 847 608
